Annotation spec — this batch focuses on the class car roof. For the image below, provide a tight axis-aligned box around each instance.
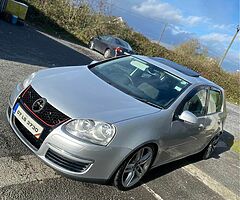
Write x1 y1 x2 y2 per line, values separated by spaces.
133 55 223 90
103 35 129 44
151 57 200 77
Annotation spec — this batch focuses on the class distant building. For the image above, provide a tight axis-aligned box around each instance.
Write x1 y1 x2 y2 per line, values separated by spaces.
112 16 125 25
113 17 124 23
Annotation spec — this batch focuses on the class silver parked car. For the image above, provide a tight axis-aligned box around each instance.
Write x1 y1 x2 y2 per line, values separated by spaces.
7 55 227 190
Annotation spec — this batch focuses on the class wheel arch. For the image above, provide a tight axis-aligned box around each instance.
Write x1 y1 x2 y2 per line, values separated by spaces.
108 141 159 183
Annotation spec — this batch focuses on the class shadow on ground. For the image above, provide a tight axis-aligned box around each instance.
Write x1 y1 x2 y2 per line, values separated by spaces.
142 130 234 184
0 20 92 67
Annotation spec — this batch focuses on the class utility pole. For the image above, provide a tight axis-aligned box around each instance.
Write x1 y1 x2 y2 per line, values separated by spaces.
158 23 168 44
218 25 239 68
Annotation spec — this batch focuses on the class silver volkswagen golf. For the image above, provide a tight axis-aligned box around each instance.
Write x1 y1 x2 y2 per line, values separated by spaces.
7 55 227 190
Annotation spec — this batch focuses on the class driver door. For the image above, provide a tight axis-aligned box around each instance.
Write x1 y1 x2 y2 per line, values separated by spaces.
167 87 208 159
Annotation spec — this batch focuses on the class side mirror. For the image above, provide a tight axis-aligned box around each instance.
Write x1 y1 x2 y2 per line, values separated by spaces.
90 60 98 65
179 111 198 124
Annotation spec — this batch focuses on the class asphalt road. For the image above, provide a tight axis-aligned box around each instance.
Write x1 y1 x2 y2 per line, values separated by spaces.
0 20 239 200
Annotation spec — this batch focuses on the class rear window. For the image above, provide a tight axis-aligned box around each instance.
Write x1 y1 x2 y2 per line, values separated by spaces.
115 38 132 50
207 90 222 114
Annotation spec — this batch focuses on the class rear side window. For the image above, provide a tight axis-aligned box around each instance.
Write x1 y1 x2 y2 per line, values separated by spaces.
207 90 222 114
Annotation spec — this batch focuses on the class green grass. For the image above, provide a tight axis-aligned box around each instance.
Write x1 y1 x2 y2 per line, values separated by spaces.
231 140 240 155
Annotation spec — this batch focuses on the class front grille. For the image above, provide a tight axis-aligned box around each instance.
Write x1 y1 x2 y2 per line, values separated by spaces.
21 86 70 126
45 149 91 173
14 118 41 149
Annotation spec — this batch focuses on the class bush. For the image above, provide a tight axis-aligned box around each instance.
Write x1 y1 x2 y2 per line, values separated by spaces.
22 0 239 104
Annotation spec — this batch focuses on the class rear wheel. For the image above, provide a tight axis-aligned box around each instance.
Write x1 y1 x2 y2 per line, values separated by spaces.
114 145 154 190
197 134 220 160
203 134 220 159
104 49 111 59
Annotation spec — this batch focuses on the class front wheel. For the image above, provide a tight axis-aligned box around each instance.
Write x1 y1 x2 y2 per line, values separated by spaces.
197 134 220 160
113 145 154 190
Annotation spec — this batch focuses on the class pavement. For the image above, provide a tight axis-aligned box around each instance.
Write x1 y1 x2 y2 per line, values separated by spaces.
0 20 239 200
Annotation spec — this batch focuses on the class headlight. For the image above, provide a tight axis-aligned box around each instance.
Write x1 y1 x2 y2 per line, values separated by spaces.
22 72 36 89
64 119 116 146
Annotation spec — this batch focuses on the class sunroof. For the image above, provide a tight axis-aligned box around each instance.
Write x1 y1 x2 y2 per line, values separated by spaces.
151 57 200 77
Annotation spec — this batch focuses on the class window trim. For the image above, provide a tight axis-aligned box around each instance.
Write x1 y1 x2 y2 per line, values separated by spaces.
205 87 223 116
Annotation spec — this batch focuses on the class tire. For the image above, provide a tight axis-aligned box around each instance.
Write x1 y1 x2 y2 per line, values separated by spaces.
89 41 94 50
200 134 220 160
113 145 154 190
104 49 111 59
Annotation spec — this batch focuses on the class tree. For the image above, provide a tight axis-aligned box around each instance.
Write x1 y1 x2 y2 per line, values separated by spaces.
174 39 208 57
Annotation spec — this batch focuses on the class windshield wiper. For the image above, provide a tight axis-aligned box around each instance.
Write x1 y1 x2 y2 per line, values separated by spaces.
133 96 164 109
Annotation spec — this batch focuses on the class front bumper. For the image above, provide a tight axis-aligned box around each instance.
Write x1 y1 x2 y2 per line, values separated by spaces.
7 84 132 182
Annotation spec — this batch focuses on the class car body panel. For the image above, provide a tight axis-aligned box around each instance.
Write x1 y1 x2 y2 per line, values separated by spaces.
7 55 227 183
31 66 159 123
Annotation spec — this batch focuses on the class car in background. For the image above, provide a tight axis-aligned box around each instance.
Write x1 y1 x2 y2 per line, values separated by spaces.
89 35 134 58
7 55 227 190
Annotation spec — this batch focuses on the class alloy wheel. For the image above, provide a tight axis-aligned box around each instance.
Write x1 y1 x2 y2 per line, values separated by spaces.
121 146 153 188
104 49 111 58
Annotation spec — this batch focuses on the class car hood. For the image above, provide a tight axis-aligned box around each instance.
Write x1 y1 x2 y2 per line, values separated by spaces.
31 66 159 123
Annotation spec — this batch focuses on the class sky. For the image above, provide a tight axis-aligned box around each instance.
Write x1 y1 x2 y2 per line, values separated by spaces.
110 0 240 72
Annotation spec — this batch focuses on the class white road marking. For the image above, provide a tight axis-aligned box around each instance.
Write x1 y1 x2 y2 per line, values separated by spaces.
182 164 239 200
0 155 60 188
142 184 164 200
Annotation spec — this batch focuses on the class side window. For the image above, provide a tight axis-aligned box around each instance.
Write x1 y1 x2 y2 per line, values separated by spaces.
207 90 222 114
105 36 114 43
114 39 121 45
183 89 207 117
101 36 110 41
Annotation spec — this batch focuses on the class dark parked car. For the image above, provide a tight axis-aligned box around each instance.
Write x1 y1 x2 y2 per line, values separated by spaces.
89 35 134 58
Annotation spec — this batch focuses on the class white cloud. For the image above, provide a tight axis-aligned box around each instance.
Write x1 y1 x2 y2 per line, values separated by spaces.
132 0 208 25
170 25 192 35
212 23 236 31
186 16 204 25
212 24 227 29
200 33 232 43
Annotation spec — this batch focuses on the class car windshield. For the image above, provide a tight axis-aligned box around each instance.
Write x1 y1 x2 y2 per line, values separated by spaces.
90 56 190 108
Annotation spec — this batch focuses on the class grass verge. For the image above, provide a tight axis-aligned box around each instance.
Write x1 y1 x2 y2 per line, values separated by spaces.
231 140 240 155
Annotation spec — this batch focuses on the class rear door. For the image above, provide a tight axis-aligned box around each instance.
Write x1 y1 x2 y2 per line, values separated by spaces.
94 36 108 53
203 88 224 144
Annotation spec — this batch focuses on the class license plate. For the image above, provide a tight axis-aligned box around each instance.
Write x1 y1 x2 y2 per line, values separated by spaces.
13 103 44 139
